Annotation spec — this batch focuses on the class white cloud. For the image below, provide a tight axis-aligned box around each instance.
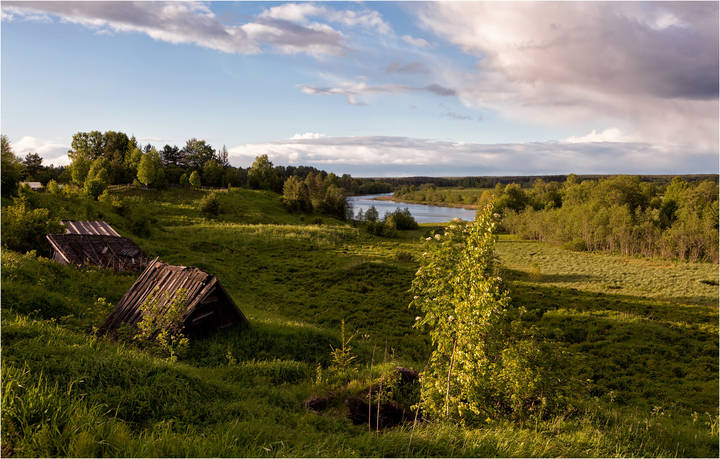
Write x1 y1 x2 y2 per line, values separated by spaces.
228 135 715 176
2 1 347 57
402 34 430 48
414 2 718 151
565 128 629 144
12 136 70 166
290 132 326 140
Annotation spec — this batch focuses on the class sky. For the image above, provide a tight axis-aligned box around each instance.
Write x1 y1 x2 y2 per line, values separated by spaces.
1 1 718 177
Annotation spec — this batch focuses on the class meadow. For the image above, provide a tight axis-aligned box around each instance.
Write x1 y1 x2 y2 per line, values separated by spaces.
1 187 718 457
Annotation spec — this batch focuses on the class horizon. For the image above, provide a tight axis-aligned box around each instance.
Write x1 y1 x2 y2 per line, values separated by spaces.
2 1 718 176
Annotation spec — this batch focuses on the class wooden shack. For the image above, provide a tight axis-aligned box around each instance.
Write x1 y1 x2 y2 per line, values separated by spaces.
46 220 148 271
101 258 248 337
46 234 149 271
61 220 121 236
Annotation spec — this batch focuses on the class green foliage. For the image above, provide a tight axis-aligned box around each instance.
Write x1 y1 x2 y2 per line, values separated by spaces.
1 202 64 255
181 138 216 170
46 179 61 195
248 154 281 192
202 159 224 187
135 288 190 361
411 208 574 423
136 149 165 188
2 135 24 196
199 192 222 217
504 176 719 262
189 170 201 189
179 172 189 187
329 320 357 378
282 176 313 213
320 185 347 219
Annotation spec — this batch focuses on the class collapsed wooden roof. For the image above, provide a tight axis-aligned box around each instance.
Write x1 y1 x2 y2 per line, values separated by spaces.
46 234 149 271
62 220 121 236
101 258 248 337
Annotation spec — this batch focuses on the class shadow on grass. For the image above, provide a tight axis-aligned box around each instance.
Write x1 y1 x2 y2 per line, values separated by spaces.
509 280 718 412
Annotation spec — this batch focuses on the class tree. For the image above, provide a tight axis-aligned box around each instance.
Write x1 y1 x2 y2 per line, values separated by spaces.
136 149 164 188
248 154 279 190
320 185 347 219
181 138 216 170
82 157 110 199
282 176 312 212
411 205 573 423
1 135 23 195
189 170 201 188
22 153 43 179
161 144 182 167
218 144 229 167
179 172 189 187
202 159 224 187
71 156 91 185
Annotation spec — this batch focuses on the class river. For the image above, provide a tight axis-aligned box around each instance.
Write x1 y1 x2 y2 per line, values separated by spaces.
346 193 477 223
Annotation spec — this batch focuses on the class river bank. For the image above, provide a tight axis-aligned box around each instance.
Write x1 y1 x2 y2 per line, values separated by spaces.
372 194 478 210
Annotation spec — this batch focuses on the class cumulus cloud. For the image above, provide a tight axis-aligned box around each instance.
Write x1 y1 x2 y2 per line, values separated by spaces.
414 1 719 150
12 136 70 166
2 1 348 56
227 135 715 176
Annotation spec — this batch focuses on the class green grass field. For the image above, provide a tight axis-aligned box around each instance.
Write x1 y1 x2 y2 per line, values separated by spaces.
1 187 718 457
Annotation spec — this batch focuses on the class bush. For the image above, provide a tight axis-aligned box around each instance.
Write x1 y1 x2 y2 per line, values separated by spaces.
1 202 64 255
83 178 106 200
199 192 222 217
388 208 418 230
562 239 588 252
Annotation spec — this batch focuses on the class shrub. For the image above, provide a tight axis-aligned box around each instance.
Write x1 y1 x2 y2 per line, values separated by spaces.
388 208 418 230
189 171 201 189
46 179 61 195
135 288 190 362
83 178 106 200
199 192 222 217
1 202 64 255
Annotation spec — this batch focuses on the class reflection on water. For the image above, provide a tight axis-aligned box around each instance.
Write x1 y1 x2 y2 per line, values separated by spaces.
346 193 477 224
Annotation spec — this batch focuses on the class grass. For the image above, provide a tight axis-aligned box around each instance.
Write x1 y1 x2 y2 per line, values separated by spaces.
1 186 718 457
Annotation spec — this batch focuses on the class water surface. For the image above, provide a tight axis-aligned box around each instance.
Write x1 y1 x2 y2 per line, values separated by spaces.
346 193 477 223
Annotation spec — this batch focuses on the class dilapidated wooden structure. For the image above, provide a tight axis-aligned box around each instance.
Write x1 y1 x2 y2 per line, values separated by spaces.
46 220 148 271
101 258 248 337
61 220 121 236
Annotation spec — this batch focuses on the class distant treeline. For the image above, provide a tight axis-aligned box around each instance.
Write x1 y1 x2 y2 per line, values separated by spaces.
491 175 718 263
376 174 718 189
1 131 392 198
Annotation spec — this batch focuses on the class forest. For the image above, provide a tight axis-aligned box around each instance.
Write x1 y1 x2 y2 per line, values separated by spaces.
395 175 719 262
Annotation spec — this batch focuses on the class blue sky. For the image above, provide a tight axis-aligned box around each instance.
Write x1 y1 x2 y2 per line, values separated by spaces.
2 1 718 176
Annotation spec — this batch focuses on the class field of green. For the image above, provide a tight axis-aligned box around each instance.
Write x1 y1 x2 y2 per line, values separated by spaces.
2 187 718 457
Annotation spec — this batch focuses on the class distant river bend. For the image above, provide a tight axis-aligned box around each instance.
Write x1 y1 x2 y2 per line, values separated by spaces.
346 193 477 223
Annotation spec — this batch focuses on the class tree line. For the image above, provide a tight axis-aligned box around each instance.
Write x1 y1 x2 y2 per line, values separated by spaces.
2 131 393 201
489 175 718 262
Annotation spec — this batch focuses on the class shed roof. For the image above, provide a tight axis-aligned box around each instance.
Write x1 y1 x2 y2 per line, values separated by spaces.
62 220 121 237
46 233 149 271
101 258 248 336
20 181 43 190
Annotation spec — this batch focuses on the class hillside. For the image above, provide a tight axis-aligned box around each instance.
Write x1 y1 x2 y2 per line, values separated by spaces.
1 187 718 457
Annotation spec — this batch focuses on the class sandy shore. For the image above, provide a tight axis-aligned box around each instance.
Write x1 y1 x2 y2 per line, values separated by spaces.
372 195 478 210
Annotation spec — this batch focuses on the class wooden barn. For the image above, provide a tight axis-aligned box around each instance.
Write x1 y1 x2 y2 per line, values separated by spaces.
46 220 148 271
101 258 248 337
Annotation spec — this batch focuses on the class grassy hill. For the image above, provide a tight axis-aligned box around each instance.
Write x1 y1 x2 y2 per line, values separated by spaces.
1 187 717 457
